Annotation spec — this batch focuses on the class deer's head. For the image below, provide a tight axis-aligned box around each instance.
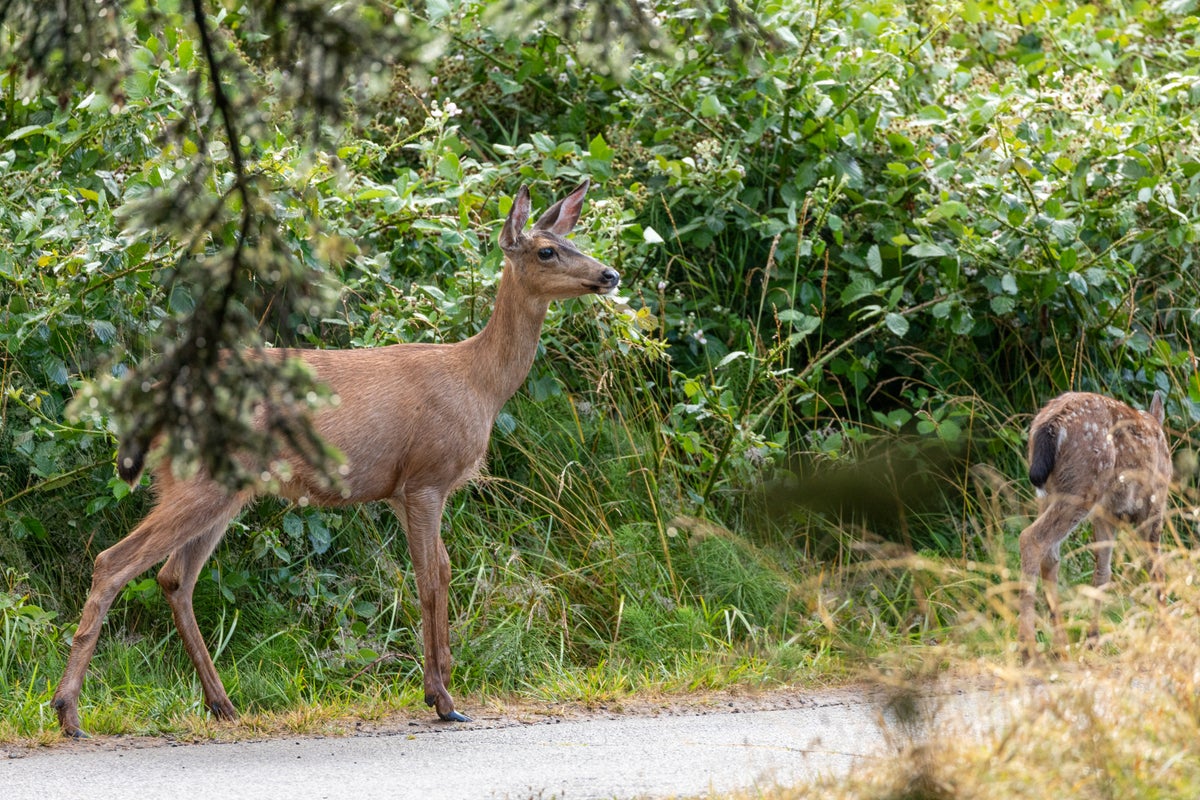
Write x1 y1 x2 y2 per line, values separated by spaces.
498 181 620 301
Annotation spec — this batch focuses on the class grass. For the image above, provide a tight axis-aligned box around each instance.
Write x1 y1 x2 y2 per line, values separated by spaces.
0 517 1171 738
3 340 1197 770
664 521 1200 799
4 452 1200 800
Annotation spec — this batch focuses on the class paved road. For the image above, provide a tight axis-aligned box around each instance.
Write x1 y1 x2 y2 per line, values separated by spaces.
1 687 1009 800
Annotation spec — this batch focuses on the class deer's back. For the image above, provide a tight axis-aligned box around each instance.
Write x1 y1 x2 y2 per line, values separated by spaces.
1031 391 1170 522
268 343 496 505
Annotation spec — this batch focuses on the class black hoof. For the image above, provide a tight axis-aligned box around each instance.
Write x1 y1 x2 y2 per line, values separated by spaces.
64 727 91 740
437 709 472 723
208 701 237 721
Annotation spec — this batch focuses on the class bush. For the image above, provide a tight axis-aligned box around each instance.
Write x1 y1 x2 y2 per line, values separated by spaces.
2 0 1199 732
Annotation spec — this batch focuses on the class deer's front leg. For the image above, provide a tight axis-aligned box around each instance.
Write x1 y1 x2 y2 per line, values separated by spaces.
1141 511 1167 603
390 492 470 723
1087 516 1117 641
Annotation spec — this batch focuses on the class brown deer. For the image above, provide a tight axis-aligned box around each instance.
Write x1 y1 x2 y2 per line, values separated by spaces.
1017 390 1171 658
50 180 620 737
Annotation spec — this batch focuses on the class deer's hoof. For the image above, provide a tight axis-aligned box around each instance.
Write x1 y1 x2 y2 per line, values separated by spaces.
52 696 87 738
208 699 238 720
437 709 472 723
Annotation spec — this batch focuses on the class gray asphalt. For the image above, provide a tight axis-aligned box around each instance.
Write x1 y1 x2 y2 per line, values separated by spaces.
1 688 1009 799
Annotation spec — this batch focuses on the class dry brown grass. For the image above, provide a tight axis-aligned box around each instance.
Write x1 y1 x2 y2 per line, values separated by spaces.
703 523 1200 799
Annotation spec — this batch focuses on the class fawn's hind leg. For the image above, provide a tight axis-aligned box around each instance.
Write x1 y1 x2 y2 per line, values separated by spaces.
1018 497 1089 660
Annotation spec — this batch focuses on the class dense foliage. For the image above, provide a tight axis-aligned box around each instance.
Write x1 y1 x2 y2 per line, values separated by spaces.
2 0 1198 735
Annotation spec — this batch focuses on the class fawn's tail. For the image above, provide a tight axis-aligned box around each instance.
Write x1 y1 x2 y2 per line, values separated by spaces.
1027 421 1058 490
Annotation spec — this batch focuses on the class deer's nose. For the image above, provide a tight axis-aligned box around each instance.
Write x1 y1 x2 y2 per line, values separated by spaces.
601 268 620 286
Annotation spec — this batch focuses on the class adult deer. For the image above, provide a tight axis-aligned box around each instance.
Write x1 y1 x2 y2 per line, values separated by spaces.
1017 390 1171 659
51 180 620 737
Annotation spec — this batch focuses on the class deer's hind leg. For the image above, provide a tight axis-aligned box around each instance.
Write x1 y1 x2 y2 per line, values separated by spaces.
1039 539 1069 654
156 483 249 720
1018 496 1090 660
51 476 246 737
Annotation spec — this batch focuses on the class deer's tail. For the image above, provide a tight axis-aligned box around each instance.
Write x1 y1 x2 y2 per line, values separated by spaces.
116 436 147 487
1027 421 1058 490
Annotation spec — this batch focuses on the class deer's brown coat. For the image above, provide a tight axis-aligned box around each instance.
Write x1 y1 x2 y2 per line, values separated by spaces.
51 181 619 736
1017 391 1171 657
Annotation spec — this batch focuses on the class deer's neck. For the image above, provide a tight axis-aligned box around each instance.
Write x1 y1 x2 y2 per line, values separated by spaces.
463 271 549 413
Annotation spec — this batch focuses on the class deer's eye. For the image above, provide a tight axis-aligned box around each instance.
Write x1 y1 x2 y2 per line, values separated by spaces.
537 247 556 261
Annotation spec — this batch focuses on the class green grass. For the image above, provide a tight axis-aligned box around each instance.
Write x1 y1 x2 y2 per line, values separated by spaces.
0 378 1024 742
5 333 1195 746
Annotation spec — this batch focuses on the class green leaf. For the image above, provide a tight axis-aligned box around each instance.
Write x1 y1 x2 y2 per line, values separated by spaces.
307 516 331 555
17 517 47 540
699 94 725 118
907 242 947 259
588 133 613 163
426 0 452 22
885 313 909 338
86 496 112 514
716 351 747 368
282 512 304 539
75 92 101 111
489 71 523 95
123 70 157 101
778 310 822 339
866 245 882 276
355 187 396 201
5 125 53 142
927 200 968 222
90 320 118 342
841 276 877 304
937 420 962 443
437 150 462 180
43 356 69 386
178 38 194 68
495 412 517 436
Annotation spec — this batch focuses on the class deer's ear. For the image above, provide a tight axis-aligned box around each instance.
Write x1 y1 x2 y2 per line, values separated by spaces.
500 186 531 251
533 179 589 235
1149 390 1166 424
